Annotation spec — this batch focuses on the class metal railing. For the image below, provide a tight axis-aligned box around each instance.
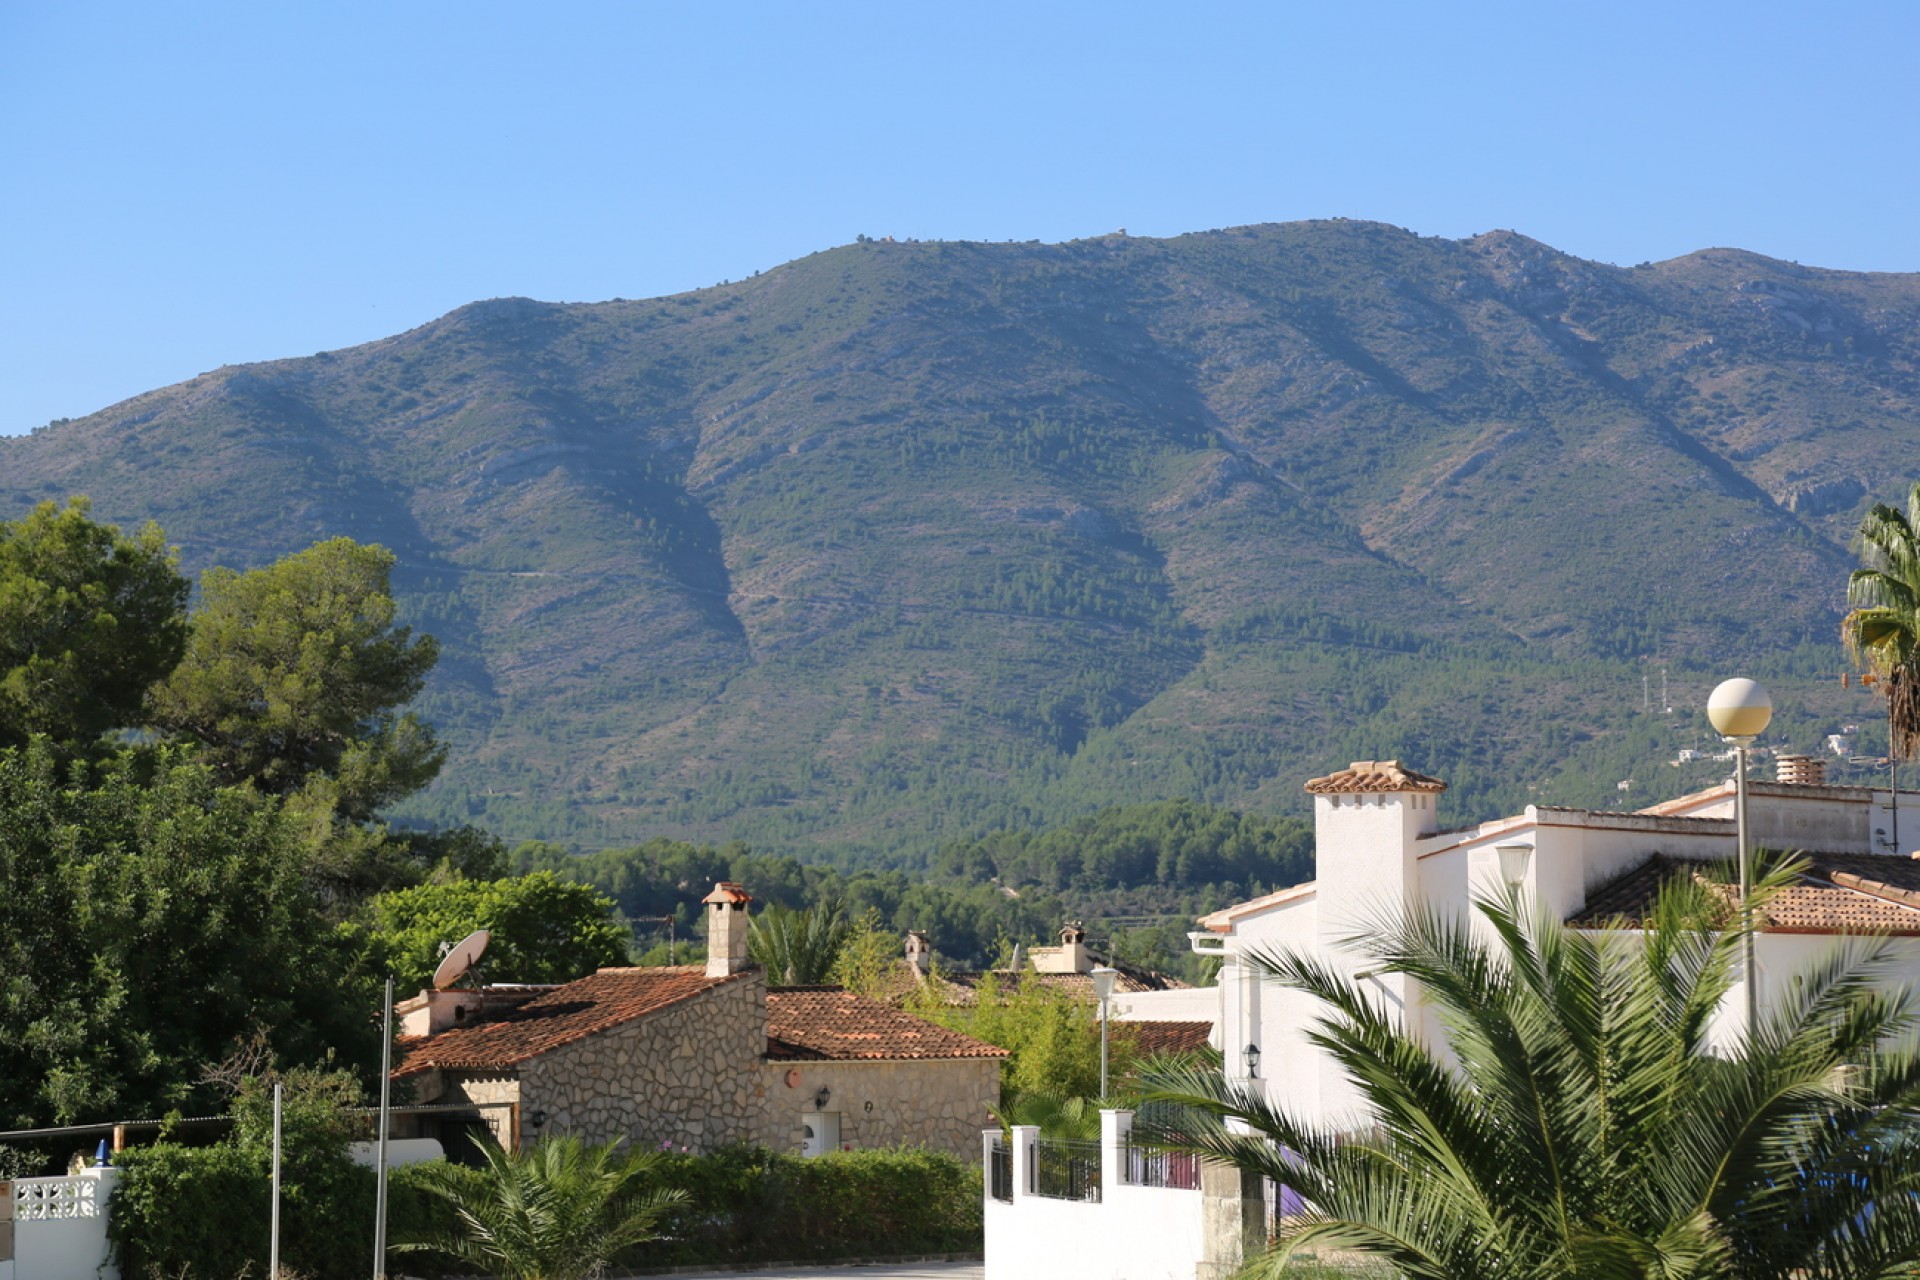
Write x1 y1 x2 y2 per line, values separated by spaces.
1031 1137 1102 1202
1122 1136 1202 1190
989 1137 1014 1202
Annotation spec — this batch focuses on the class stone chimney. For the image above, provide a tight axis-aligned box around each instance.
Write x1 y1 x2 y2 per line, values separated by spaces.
702 881 754 977
1776 754 1826 786
904 930 933 977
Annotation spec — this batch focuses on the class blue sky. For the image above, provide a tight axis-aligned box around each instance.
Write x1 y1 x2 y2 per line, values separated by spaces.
2 1 1915 435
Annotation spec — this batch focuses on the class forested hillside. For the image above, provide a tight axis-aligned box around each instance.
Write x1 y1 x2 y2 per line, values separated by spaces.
2 221 1912 858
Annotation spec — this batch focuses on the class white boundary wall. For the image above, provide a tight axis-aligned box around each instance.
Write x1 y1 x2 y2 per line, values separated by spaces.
983 1114 1206 1280
0 1168 118 1280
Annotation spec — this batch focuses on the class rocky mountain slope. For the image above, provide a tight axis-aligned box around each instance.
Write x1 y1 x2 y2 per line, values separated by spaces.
5 221 1913 858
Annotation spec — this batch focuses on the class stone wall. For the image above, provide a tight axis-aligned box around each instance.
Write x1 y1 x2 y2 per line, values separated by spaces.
520 974 771 1152
762 1057 1001 1163
444 1072 522 1147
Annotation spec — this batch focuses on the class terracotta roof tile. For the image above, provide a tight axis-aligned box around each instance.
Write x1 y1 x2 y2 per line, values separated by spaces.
765 987 1008 1061
1569 853 1920 936
701 881 753 905
394 967 750 1076
1119 1020 1213 1057
1305 760 1447 794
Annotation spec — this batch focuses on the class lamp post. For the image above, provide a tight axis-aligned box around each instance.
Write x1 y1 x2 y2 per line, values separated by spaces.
1708 677 1773 1041
1090 965 1119 1100
1495 841 1532 892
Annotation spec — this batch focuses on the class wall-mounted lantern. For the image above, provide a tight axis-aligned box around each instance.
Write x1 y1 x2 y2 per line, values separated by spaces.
814 1086 832 1110
1244 1043 1261 1078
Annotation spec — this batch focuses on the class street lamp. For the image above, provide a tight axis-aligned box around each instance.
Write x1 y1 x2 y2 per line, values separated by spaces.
1090 965 1119 1099
1708 676 1772 1040
1495 841 1532 891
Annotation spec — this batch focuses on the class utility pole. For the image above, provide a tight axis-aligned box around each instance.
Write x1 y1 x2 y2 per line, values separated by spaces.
373 977 393 1280
270 1082 282 1280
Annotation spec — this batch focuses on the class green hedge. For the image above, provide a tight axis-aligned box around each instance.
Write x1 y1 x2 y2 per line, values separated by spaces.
107 1144 457 1280
630 1144 982 1265
110 1141 980 1278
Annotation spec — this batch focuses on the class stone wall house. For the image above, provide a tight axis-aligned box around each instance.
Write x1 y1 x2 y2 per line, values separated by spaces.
394 882 1006 1161
764 987 1005 1161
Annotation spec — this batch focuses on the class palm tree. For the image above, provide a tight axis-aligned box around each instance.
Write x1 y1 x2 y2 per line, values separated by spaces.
1140 867 1920 1280
1845 480 1920 759
394 1134 684 1280
749 897 850 984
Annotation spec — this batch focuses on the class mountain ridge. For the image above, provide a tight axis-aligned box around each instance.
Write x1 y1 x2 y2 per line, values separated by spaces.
4 219 1912 857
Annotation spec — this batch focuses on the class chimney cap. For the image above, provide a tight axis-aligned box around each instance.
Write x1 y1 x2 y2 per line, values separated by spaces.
701 881 754 905
1305 760 1447 795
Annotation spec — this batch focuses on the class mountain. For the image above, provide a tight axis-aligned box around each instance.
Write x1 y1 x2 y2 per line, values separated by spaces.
4 221 1914 860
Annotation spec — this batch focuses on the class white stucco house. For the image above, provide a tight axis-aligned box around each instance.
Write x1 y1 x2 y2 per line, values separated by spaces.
987 757 1920 1280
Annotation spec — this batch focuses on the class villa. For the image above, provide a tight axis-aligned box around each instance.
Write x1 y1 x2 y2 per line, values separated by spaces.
987 757 1920 1280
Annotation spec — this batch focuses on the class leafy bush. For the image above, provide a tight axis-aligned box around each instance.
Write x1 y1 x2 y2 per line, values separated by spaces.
107 1144 457 1280
628 1144 981 1265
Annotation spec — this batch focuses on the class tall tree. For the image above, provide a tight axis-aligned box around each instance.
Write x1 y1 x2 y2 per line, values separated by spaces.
365 872 630 989
150 536 443 818
0 497 188 748
1844 480 1920 759
1141 872 1920 1280
0 740 376 1127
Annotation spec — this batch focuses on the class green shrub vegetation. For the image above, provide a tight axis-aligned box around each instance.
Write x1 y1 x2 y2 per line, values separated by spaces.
108 1070 459 1280
633 1144 981 1265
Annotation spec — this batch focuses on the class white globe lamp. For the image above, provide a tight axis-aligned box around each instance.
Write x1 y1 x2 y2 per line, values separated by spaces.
1707 678 1773 741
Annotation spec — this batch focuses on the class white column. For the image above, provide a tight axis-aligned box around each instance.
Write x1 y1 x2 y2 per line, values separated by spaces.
1009 1124 1040 1202
1101 1108 1133 1191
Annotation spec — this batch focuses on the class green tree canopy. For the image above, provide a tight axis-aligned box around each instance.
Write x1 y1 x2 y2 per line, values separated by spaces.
0 497 188 748
1142 869 1920 1280
151 536 443 818
366 871 630 989
0 740 376 1127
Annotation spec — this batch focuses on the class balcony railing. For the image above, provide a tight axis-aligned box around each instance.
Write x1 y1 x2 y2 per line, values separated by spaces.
1031 1137 1102 1202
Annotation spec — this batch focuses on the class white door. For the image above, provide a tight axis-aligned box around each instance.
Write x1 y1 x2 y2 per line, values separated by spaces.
800 1111 840 1157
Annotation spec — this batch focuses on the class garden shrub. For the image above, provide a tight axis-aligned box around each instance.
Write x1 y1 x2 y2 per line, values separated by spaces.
628 1144 981 1265
111 1137 977 1277
107 1144 456 1280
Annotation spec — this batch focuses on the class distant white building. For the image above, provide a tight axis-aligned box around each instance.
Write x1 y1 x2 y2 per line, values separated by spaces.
988 758 1920 1280
1829 733 1855 757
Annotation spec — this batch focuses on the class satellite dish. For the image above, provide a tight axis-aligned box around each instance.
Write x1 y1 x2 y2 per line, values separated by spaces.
432 929 490 990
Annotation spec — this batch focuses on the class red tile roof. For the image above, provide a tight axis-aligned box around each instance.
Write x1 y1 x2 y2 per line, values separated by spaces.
702 881 753 905
1305 759 1447 794
765 987 1009 1061
1119 1020 1213 1057
394 967 751 1076
1570 853 1920 936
